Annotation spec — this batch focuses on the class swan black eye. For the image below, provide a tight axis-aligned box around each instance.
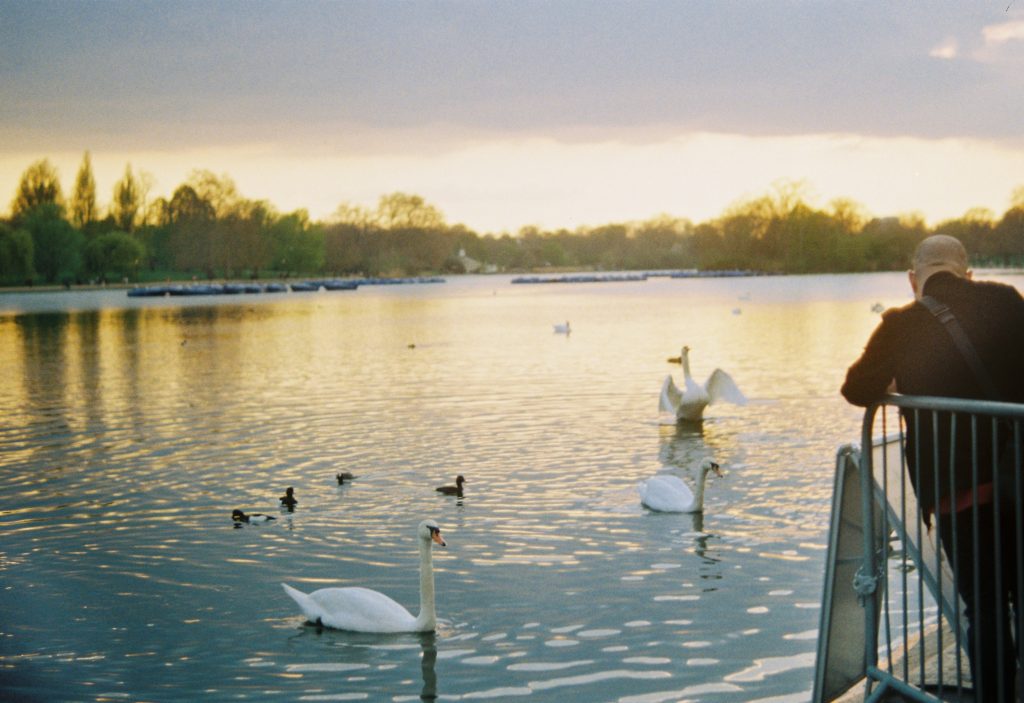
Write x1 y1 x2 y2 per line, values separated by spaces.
429 526 440 535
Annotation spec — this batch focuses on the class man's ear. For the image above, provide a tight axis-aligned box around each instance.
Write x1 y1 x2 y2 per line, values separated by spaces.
908 270 919 299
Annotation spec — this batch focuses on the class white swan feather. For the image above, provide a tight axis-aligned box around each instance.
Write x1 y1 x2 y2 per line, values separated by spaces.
659 346 746 423
282 519 446 633
638 460 721 513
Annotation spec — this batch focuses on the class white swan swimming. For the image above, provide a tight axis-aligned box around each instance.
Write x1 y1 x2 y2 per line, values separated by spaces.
282 519 447 633
659 346 746 423
553 321 571 334
638 460 722 513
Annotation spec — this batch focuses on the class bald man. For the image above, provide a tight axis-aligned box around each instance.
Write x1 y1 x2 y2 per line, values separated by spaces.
842 234 1024 701
843 234 1024 407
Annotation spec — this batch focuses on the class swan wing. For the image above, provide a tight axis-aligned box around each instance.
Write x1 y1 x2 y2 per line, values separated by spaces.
705 368 747 406
638 475 695 512
282 583 417 633
659 374 682 415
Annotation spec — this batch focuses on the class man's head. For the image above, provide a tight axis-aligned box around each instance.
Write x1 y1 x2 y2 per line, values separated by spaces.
909 234 971 300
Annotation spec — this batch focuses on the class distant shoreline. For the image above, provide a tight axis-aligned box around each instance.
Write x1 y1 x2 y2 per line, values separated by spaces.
4 267 1023 297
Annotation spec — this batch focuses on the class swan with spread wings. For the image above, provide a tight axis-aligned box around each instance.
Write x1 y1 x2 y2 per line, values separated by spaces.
659 346 746 423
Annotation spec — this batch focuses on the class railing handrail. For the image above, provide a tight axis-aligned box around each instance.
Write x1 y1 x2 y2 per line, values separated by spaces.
865 393 1024 421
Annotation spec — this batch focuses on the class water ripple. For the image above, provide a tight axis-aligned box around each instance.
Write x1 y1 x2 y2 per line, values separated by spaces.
0 276 867 701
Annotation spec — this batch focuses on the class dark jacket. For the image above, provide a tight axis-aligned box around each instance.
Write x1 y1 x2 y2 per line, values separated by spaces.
842 272 1024 511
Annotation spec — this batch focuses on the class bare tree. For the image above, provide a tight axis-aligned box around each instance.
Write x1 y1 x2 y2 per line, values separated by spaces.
375 192 446 230
187 170 241 219
1011 185 1024 210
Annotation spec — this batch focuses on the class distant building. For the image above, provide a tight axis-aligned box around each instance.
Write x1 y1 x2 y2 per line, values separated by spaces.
457 248 497 273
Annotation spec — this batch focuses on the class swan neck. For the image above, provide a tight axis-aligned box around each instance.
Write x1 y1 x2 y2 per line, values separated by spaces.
680 349 693 380
692 468 710 511
415 537 437 630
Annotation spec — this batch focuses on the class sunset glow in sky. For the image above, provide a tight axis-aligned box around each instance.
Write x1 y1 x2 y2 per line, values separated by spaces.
2 1 1023 233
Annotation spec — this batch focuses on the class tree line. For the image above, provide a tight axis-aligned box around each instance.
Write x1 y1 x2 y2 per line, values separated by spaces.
2 154 1024 287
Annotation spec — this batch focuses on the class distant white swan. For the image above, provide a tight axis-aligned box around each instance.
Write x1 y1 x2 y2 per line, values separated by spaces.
638 460 721 513
282 519 446 633
553 321 571 334
659 346 746 423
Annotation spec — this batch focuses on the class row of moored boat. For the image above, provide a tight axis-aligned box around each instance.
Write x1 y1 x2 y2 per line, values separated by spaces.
127 276 445 297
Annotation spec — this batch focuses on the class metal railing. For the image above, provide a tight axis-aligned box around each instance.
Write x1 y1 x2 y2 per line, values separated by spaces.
814 394 1024 702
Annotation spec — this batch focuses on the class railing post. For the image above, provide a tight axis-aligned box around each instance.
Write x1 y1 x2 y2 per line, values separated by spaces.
859 402 883 691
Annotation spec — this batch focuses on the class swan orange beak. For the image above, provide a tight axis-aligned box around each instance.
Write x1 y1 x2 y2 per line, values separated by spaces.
710 462 723 477
431 530 447 547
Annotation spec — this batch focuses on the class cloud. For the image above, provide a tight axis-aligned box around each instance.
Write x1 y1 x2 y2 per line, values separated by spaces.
983 19 1024 45
2 2 1023 144
2 1 1023 230
929 37 959 59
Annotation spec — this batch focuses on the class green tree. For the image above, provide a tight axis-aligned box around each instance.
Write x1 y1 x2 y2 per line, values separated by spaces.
110 163 150 233
935 209 995 262
386 226 453 274
22 203 83 283
993 206 1024 264
70 152 97 229
0 222 35 283
632 216 693 269
221 199 273 277
689 222 729 269
859 216 923 271
84 231 145 280
166 185 216 275
11 159 64 222
483 233 530 270
324 222 370 274
270 210 323 274
137 197 175 270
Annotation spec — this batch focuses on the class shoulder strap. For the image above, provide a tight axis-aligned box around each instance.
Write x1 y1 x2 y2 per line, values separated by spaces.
919 295 1000 400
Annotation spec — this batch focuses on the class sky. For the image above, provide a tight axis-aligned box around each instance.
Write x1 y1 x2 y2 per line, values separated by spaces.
1 0 1023 234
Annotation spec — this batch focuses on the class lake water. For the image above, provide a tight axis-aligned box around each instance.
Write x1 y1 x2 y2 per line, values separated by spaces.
3 271 1022 702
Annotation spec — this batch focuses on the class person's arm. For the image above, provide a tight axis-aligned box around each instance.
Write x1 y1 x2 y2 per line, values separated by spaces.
841 315 902 407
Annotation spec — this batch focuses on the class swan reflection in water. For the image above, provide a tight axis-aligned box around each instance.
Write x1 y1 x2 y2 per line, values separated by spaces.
655 426 725 581
286 628 439 701
657 421 706 468
418 632 438 701
688 511 721 569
